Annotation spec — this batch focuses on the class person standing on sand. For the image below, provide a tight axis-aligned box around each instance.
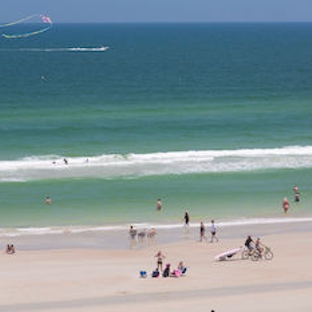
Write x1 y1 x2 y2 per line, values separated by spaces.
157 198 162 211
155 250 165 271
200 221 207 242
210 219 219 243
283 197 290 213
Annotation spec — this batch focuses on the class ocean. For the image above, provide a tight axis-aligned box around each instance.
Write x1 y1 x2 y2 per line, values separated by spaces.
1 23 312 238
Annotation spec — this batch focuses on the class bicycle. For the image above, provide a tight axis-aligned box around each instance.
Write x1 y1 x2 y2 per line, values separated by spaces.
251 246 274 261
241 247 253 260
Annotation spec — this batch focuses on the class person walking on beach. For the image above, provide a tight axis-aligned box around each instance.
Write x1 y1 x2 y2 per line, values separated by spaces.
155 250 165 272
129 225 137 249
200 221 207 242
210 220 219 243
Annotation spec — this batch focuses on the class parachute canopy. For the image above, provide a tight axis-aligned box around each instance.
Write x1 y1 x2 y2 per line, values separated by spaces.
0 14 52 39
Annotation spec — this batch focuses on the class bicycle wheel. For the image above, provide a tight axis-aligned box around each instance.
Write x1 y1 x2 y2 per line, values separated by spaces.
242 250 250 260
265 250 274 260
251 251 260 261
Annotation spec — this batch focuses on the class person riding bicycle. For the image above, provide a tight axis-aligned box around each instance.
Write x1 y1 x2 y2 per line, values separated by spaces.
244 235 254 253
255 237 264 256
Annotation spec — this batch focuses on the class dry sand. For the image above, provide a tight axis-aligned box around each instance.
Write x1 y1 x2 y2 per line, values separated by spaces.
1 222 312 312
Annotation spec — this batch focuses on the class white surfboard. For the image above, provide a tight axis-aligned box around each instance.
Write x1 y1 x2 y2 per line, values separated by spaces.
214 247 243 261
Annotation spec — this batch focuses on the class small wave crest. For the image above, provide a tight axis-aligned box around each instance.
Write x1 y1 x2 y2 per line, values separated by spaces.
1 146 312 181
1 217 312 238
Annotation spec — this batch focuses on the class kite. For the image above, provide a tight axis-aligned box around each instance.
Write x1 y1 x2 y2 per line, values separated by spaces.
0 14 52 39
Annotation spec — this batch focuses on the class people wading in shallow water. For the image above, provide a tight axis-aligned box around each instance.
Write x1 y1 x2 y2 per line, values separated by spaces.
283 197 290 213
45 196 52 204
183 210 190 232
157 198 162 211
293 186 300 202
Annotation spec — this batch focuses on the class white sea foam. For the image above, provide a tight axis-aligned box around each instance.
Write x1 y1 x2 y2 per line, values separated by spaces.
0 217 312 238
1 146 312 182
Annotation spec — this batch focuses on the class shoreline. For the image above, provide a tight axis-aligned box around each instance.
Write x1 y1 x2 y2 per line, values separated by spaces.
3 217 312 251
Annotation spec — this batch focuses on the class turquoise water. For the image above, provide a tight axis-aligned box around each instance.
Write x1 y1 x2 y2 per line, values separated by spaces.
1 23 312 235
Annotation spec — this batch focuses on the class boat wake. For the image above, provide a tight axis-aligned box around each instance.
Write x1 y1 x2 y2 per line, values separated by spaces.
0 46 110 52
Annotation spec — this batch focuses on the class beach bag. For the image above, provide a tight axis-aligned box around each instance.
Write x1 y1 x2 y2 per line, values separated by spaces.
162 267 170 278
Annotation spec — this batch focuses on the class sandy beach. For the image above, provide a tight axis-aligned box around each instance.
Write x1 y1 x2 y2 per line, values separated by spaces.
1 221 312 312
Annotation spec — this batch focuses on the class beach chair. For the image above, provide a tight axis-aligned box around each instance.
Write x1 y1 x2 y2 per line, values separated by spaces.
140 270 147 278
152 269 160 278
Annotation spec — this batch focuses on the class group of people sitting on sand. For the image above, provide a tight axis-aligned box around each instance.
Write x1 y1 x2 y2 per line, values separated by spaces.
140 250 187 278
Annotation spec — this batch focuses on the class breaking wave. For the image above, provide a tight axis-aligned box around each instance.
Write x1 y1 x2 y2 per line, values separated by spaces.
1 145 312 182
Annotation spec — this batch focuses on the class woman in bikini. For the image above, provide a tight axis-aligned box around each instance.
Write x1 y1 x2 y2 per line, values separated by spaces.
155 250 165 271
